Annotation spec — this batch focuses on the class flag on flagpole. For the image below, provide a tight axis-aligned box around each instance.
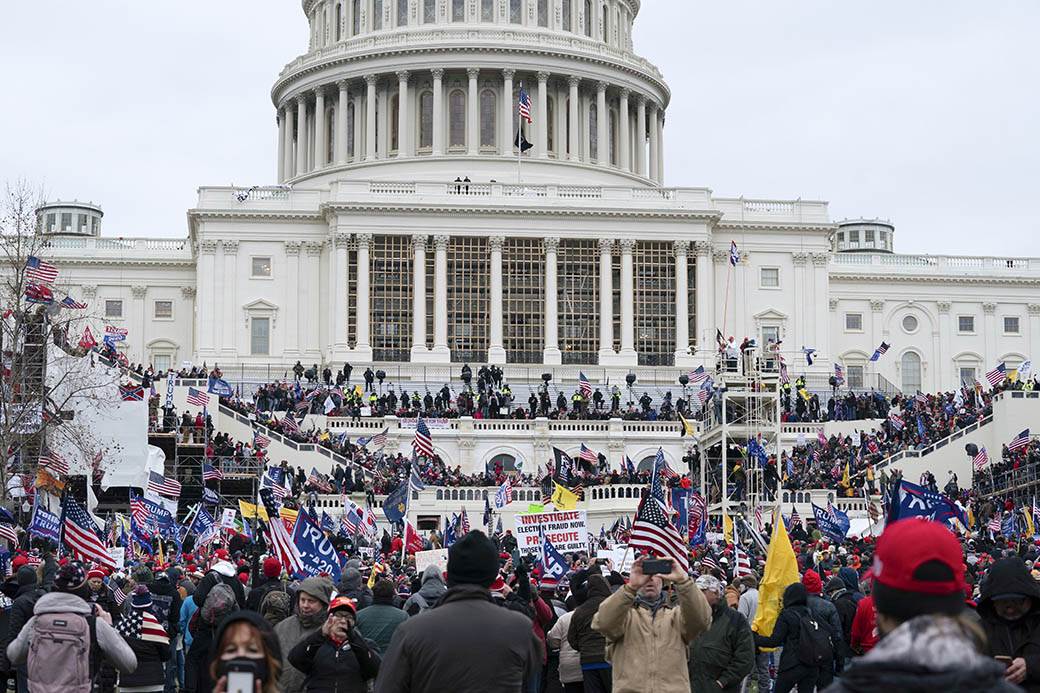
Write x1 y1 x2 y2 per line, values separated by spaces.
629 448 690 572
186 388 210 407
201 462 223 482
802 346 815 366
259 488 304 574
412 418 435 458
518 83 533 123
25 256 59 284
751 509 800 638
1009 429 1031 452
869 342 890 362
972 447 989 471
729 241 739 266
578 372 592 398
60 495 116 568
986 363 1008 387
60 296 87 310
147 471 182 498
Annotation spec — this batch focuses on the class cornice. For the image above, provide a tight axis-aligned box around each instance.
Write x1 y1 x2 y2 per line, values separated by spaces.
319 201 721 222
45 257 196 270
828 271 1040 287
188 209 325 224
715 221 836 234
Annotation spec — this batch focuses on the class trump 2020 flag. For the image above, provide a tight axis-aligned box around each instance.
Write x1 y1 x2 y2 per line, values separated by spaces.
811 503 850 542
291 510 342 582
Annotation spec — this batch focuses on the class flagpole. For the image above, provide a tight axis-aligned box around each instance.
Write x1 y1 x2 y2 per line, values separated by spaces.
517 124 522 185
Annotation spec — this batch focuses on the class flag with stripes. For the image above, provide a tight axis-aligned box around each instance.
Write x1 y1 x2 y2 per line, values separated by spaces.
700 553 720 574
40 450 69 477
60 296 87 310
261 468 289 500
0 521 18 546
579 443 598 466
733 545 753 578
60 496 116 568
688 366 709 385
253 430 270 449
25 256 59 284
259 488 304 574
986 363 1008 387
870 342 890 362
119 385 145 401
340 509 361 536
494 479 513 509
695 388 711 407
459 507 471 535
147 471 181 498
789 506 801 527
888 412 904 431
308 467 334 493
833 362 845 385
116 606 169 645
1009 429 1031 452
988 512 1002 534
779 359 790 384
281 413 300 435
201 462 223 482
518 83 533 123
578 372 592 398
973 447 989 471
412 418 435 458
630 448 689 572
186 387 210 407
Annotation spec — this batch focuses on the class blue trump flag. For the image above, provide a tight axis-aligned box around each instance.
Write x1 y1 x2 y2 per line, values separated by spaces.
1002 513 1018 538
670 487 690 539
28 504 61 543
811 503 851 542
541 532 569 584
886 479 967 529
207 375 234 398
383 482 409 523
292 510 343 582
319 511 337 534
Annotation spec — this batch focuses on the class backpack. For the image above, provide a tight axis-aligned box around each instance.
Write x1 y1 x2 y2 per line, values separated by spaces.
27 611 98 693
408 593 431 614
796 612 833 667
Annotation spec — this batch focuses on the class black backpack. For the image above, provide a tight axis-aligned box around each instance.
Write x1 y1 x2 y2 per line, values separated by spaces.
796 612 834 667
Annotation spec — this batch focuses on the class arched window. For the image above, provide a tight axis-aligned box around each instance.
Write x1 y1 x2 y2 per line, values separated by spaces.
397 0 408 26
901 351 922 393
436 489 443 500
609 108 617 165
601 2 608 41
547 96 555 153
562 0 572 31
346 102 356 158
373 0 383 29
423 0 436 23
326 105 336 164
584 0 592 36
589 101 598 161
481 0 494 21
453 0 465 21
448 89 466 149
335 3 342 40
390 94 400 153
479 89 497 148
352 0 361 34
510 0 522 23
538 0 548 27
487 453 517 473
418 90 433 150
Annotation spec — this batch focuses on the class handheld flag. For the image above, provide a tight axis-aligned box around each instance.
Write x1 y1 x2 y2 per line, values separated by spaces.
751 510 800 638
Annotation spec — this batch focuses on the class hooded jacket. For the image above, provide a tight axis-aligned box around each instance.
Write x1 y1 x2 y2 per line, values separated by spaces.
688 600 755 693
567 574 612 666
401 566 446 616
193 561 246 610
275 577 332 693
822 614 1019 693
977 557 1040 691
287 625 380 693
336 568 373 611
753 583 816 674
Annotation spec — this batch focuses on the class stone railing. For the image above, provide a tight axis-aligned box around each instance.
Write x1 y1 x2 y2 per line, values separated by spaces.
831 253 1040 275
42 237 192 254
713 197 830 225
348 180 714 206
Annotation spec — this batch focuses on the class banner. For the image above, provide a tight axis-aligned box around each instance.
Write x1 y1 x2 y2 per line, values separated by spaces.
398 418 452 430
291 511 343 582
28 504 60 542
165 372 175 408
220 508 237 529
414 548 449 574
811 503 850 542
513 510 588 557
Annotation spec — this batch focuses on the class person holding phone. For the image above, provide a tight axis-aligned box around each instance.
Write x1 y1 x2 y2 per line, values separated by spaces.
287 597 380 693
976 556 1040 689
209 611 282 693
591 556 711 693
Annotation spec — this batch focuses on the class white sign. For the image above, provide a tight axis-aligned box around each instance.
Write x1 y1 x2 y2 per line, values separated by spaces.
398 418 452 430
220 508 237 528
108 547 125 572
598 546 635 574
513 510 588 557
414 548 449 574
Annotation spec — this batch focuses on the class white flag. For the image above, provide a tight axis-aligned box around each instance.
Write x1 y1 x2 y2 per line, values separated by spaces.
221 508 237 528
1019 360 1032 380
324 396 335 414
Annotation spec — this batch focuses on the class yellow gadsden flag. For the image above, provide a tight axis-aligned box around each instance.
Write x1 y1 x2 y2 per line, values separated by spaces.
552 482 579 511
1024 506 1036 538
239 499 269 522
679 413 697 438
723 513 734 544
752 507 801 640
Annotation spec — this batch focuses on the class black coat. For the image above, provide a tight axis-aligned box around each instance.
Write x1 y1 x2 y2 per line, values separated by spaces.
978 557 1040 692
287 628 379 693
754 583 816 675
566 573 611 666
7 584 43 650
148 577 183 637
246 577 286 613
121 628 171 688
194 569 246 610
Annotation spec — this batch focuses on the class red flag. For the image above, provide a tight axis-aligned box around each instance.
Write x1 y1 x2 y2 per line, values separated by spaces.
403 520 424 554
79 326 97 350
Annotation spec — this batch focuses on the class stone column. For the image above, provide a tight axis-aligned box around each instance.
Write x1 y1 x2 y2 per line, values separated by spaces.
647 103 659 183
596 81 608 165
811 252 830 352
276 110 285 182
432 68 445 155
131 285 147 360
221 240 238 357
467 68 480 155
543 237 561 364
488 236 506 364
983 302 997 368
635 95 646 176
304 242 323 358
354 233 372 359
396 70 410 157
283 104 296 178
365 75 378 160
536 72 549 158
296 96 308 173
1029 304 1040 365
618 88 630 172
432 235 450 359
333 233 350 356
673 240 690 361
501 69 515 154
335 81 349 164
196 241 218 358
411 235 429 358
656 109 665 182
285 241 301 356
568 77 580 160
598 238 614 357
313 87 326 169
352 93 363 161
619 238 636 358
694 241 714 352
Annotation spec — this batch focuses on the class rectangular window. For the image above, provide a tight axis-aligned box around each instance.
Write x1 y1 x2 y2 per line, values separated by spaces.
452 0 464 21
503 239 544 364
105 300 123 318
959 367 977 387
250 317 270 355
848 230 859 243
633 241 676 366
845 313 863 331
153 300 173 319
152 354 171 372
251 256 272 278
958 315 975 333
847 365 864 390
760 267 779 288
481 0 493 21
61 213 72 231
761 325 780 348
77 214 88 233
538 0 548 26
865 229 875 243
46 213 56 232
1004 316 1020 334
397 0 408 26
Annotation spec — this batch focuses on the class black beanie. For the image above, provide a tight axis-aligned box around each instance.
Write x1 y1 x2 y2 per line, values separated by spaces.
447 530 499 588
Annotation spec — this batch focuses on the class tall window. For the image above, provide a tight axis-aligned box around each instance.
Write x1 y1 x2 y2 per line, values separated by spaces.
419 91 433 150
608 109 617 165
601 2 607 41
510 0 522 23
335 3 342 40
481 0 494 21
504 239 545 363
538 0 548 26
547 96 555 153
584 0 592 36
390 94 400 152
346 102 355 158
448 90 466 149
901 351 922 393
250 318 270 356
448 238 489 363
558 240 599 364
372 235 413 361
479 89 497 148
634 242 675 366
563 0 572 31
424 0 436 23
326 105 336 164
352 0 361 33
397 0 408 26
564 98 570 155
589 102 598 161
453 0 465 21
373 0 383 29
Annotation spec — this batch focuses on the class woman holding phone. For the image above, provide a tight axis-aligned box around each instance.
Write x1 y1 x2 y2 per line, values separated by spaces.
287 596 380 693
209 611 283 693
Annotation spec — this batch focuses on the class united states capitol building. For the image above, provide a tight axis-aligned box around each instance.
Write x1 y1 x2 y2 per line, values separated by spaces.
42 0 1039 397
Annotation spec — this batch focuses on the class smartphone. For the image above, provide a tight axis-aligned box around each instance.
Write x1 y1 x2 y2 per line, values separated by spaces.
995 656 1013 669
225 660 257 693
642 559 673 575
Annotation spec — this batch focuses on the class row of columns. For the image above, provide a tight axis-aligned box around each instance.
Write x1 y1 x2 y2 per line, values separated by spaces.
276 69 666 183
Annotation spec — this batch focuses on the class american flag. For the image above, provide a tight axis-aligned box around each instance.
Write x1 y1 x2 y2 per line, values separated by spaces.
25 256 59 284
60 296 87 310
116 606 168 645
147 471 181 498
494 479 513 508
459 507 471 535
578 372 592 398
111 583 127 606
700 553 720 574
630 448 690 572
579 443 598 466
129 494 151 529
988 512 1002 533
40 450 69 477
518 83 532 123
833 363 845 385
201 462 223 482
972 447 989 471
729 240 739 266
0 522 18 546
253 430 270 449
308 467 333 493
888 412 904 430
186 387 210 407
1009 429 1031 452
779 358 790 384
60 496 116 568
754 504 763 532
341 509 360 536
986 363 1008 387
370 427 389 448
695 388 711 407
260 488 304 574
733 545 753 578
870 341 890 361
659 457 679 480
789 506 801 527
281 414 300 435
412 418 435 459
688 366 709 385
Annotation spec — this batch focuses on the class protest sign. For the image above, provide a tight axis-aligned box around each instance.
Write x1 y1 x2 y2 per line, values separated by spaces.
28 504 60 542
514 510 588 557
414 548 449 574
107 547 125 572
220 508 237 529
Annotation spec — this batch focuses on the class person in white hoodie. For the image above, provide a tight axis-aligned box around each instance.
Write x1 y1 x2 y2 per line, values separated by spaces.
547 610 582 693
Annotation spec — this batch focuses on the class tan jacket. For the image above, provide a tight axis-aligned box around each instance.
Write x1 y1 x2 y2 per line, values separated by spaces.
592 577 711 693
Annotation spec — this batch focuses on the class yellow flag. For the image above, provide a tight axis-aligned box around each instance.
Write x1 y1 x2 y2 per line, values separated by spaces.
280 506 299 526
239 499 269 521
723 513 734 543
1025 507 1036 537
842 462 850 487
368 562 385 589
968 505 976 530
552 482 579 510
679 413 696 438
752 508 801 639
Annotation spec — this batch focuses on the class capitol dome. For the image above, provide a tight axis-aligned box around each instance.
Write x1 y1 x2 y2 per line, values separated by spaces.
272 0 669 187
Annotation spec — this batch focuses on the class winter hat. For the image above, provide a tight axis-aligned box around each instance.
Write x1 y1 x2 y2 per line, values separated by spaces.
489 576 507 597
16 566 37 587
87 568 106 580
872 518 966 621
328 596 357 615
825 577 846 595
447 530 499 588
262 556 282 579
11 556 27 571
802 569 823 595
54 561 87 592
131 584 153 609
695 574 722 595
297 576 333 606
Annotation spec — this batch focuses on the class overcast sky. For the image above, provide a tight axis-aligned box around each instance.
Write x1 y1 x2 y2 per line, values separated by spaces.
2 1 1037 254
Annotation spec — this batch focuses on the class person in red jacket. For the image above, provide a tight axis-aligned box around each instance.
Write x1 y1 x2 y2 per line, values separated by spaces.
850 593 879 654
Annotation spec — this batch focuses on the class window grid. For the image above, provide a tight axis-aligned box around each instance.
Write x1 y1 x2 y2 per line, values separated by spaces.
373 0 383 29
371 235 412 361
958 315 975 333
390 95 399 153
154 300 173 319
538 0 548 26
480 89 497 148
845 313 862 331
481 0 494 21
419 91 433 150
558 240 599 364
448 238 489 363
634 242 676 366
504 239 545 364
424 0 436 22
105 300 123 318
563 0 572 31
687 262 697 349
1004 316 1020 334
510 0 522 23
448 90 466 149
397 0 408 26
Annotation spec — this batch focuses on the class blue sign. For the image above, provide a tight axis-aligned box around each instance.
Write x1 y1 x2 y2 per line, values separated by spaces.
811 503 850 542
292 511 343 582
28 505 60 542
189 508 218 545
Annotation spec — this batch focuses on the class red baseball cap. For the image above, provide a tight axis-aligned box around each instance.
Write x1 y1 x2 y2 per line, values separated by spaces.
872 518 966 619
